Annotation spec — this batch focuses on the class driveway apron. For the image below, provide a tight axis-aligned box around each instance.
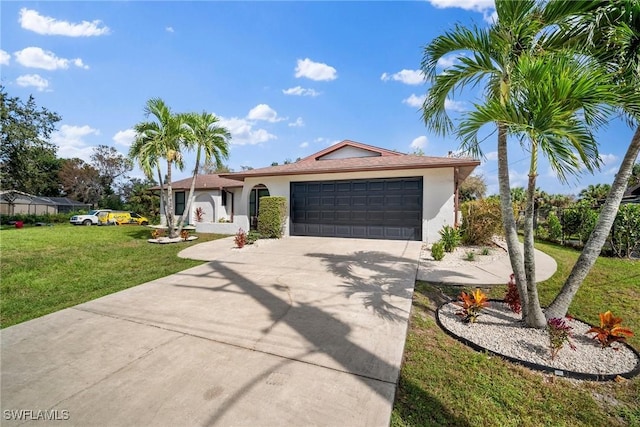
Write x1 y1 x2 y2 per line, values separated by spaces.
1 237 421 427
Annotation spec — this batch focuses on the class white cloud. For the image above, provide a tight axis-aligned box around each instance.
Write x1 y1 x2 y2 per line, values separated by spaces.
485 151 498 161
51 124 100 161
445 98 467 112
19 8 110 37
289 117 304 127
410 136 428 150
16 74 49 91
14 47 88 70
295 58 337 81
437 54 462 69
247 104 285 123
165 26 174 33
0 49 10 65
299 142 309 148
484 9 498 24
113 129 136 147
599 153 617 166
402 93 426 108
282 86 320 97
380 69 425 85
219 117 276 146
427 0 495 12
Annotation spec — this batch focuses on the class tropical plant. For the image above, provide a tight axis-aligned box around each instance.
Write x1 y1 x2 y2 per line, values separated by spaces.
175 111 231 237
431 241 445 261
504 274 521 314
455 288 489 323
578 184 611 205
439 225 461 253
194 207 205 223
180 230 190 241
234 228 247 248
586 311 634 348
129 98 186 238
464 251 475 261
545 0 640 319
421 0 636 327
547 317 576 360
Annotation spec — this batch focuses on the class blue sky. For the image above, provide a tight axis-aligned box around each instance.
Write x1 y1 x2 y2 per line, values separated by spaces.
1 1 635 196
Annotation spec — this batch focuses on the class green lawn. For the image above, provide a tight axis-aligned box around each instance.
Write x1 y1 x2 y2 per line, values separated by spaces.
0 224 228 327
392 240 640 427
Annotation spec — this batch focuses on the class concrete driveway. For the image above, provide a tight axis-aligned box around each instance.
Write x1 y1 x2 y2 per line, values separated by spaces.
1 237 422 426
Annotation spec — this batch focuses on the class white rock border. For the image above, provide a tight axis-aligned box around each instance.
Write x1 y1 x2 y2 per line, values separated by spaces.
436 300 640 381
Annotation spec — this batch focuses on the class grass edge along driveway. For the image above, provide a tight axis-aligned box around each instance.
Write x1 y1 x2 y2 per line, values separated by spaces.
0 224 228 328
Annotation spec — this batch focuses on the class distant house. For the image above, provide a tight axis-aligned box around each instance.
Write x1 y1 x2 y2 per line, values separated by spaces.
0 191 90 215
162 140 480 243
622 183 640 204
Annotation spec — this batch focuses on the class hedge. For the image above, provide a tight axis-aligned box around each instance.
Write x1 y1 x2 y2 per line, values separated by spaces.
257 196 287 238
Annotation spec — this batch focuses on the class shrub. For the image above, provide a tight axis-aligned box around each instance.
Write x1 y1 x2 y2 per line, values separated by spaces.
234 228 247 248
561 202 598 245
609 204 640 258
587 311 634 348
180 230 190 241
503 274 521 314
460 199 502 245
0 212 77 225
439 225 461 253
431 242 445 261
247 230 261 245
455 289 489 323
151 229 165 239
257 197 287 238
547 317 576 360
546 211 563 242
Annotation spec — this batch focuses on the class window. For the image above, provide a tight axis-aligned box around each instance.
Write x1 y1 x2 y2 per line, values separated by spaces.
175 192 185 215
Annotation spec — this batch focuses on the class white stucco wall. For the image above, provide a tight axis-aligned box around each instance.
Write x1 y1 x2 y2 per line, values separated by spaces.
237 168 455 243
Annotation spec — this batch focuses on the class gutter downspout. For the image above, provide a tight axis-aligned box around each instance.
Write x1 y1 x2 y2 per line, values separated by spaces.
454 167 460 227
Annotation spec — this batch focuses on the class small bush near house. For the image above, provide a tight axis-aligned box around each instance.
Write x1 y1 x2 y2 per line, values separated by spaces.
247 230 261 245
439 225 461 253
609 203 640 259
234 228 247 248
460 199 502 245
431 242 445 261
257 196 287 238
546 211 563 242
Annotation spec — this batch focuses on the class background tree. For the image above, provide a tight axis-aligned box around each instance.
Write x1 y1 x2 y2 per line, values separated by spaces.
201 162 233 174
90 145 133 207
121 177 160 219
0 86 62 196
58 158 101 205
627 163 640 189
458 174 486 202
578 183 612 205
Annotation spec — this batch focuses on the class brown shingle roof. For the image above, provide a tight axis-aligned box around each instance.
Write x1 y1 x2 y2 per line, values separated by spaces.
160 174 244 190
297 139 402 163
222 154 480 180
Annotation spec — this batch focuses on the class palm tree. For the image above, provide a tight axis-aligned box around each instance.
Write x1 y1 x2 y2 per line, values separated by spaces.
545 1 640 319
421 0 599 327
458 50 619 325
175 112 231 236
578 184 612 205
129 98 186 238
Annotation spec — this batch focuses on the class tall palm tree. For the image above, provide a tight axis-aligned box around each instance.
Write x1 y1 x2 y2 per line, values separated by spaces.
458 51 619 324
129 98 185 238
175 112 231 236
421 0 599 327
545 0 640 319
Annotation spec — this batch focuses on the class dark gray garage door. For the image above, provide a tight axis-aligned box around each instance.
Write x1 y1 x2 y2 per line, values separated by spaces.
290 177 422 240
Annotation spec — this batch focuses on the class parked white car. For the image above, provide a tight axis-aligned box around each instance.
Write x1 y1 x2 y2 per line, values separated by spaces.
70 210 111 226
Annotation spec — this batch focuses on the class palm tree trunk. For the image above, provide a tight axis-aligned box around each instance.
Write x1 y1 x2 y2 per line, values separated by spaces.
176 147 201 236
523 143 546 328
166 159 176 238
156 166 170 227
497 123 530 322
546 126 640 319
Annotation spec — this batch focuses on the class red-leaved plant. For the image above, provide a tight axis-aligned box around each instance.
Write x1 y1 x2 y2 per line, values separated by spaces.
180 230 190 241
235 228 247 248
504 273 521 314
587 311 634 349
455 288 489 323
547 317 576 360
194 207 205 223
